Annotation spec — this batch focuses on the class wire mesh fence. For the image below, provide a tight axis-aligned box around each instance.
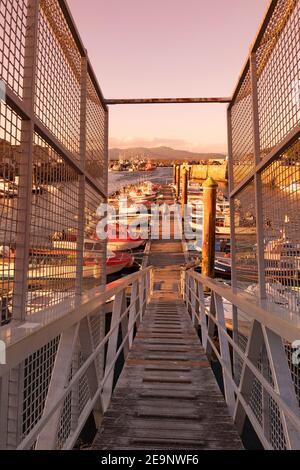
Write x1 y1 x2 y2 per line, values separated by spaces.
230 0 300 310
227 0 300 451
0 0 108 450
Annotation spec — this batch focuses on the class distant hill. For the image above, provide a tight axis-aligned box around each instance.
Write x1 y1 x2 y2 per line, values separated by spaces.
109 146 226 162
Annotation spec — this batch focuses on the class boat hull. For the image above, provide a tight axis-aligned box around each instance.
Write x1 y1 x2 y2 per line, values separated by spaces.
108 239 145 251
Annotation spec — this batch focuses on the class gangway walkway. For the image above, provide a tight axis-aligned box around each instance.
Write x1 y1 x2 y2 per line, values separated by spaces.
92 187 243 450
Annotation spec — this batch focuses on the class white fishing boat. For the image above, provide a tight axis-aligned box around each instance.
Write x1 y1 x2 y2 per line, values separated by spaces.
107 224 146 251
106 251 134 275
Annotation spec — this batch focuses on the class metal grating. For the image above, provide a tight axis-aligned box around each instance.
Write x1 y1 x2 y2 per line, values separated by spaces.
22 336 60 440
0 0 108 451
256 0 300 157
0 102 22 325
86 74 106 192
35 0 81 157
83 184 106 291
234 182 258 292
0 0 27 98
231 67 254 187
261 138 300 315
27 133 79 315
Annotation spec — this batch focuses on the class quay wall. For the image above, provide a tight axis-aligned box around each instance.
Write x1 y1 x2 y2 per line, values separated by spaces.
190 164 228 182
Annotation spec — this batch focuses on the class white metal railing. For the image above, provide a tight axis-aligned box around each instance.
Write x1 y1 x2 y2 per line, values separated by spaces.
0 267 153 450
182 268 300 450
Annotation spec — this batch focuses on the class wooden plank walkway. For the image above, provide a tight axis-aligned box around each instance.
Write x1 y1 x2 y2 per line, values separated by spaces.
92 186 243 450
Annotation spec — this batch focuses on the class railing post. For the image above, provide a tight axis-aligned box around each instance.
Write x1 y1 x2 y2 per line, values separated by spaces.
250 52 266 301
198 282 208 349
227 101 240 384
0 374 9 449
7 0 40 450
190 277 198 327
128 280 139 347
75 52 88 301
176 165 181 199
102 290 125 411
214 293 235 416
12 0 39 320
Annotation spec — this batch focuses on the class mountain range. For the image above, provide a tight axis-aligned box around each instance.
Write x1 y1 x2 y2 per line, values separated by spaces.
109 146 226 162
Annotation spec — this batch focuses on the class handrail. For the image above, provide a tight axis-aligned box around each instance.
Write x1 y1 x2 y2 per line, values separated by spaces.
184 284 300 436
183 268 300 450
0 267 153 378
186 269 300 343
17 286 149 450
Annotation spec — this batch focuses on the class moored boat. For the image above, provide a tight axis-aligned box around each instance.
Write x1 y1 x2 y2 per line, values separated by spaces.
106 251 134 275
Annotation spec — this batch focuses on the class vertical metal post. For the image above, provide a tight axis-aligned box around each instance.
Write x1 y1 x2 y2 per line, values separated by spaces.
202 177 218 279
176 165 181 199
0 374 9 449
250 52 266 301
76 53 88 301
13 0 40 320
7 0 40 450
227 107 239 381
181 166 188 218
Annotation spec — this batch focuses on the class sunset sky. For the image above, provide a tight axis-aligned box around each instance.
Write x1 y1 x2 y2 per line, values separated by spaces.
68 0 270 153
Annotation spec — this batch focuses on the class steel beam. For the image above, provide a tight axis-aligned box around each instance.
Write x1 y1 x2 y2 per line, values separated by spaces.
106 97 231 105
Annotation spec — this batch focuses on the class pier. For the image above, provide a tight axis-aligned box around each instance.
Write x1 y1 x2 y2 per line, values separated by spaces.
93 187 242 450
0 0 300 452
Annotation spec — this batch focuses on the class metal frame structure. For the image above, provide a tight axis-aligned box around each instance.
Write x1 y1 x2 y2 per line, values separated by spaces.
0 0 109 449
185 0 300 450
0 0 300 451
183 270 300 449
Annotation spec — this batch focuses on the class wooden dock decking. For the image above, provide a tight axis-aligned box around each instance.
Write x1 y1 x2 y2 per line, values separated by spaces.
92 187 243 450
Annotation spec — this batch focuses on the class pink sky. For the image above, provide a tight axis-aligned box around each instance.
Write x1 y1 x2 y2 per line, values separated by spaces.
68 0 270 153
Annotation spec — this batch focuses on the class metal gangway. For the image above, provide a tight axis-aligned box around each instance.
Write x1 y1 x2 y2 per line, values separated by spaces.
0 0 300 450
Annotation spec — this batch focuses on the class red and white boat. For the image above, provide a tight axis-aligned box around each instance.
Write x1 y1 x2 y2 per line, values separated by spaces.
106 251 134 275
107 224 146 251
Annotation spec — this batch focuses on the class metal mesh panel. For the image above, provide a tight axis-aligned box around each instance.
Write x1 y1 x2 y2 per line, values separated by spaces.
248 345 287 449
234 182 258 292
0 0 108 451
35 0 81 157
256 0 300 156
231 68 254 186
261 138 300 315
0 102 22 325
89 311 105 379
83 184 106 291
249 378 263 427
268 394 287 449
56 345 90 449
285 342 300 406
86 74 106 191
27 133 79 315
234 331 248 386
56 390 72 449
22 336 60 440
0 0 27 98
